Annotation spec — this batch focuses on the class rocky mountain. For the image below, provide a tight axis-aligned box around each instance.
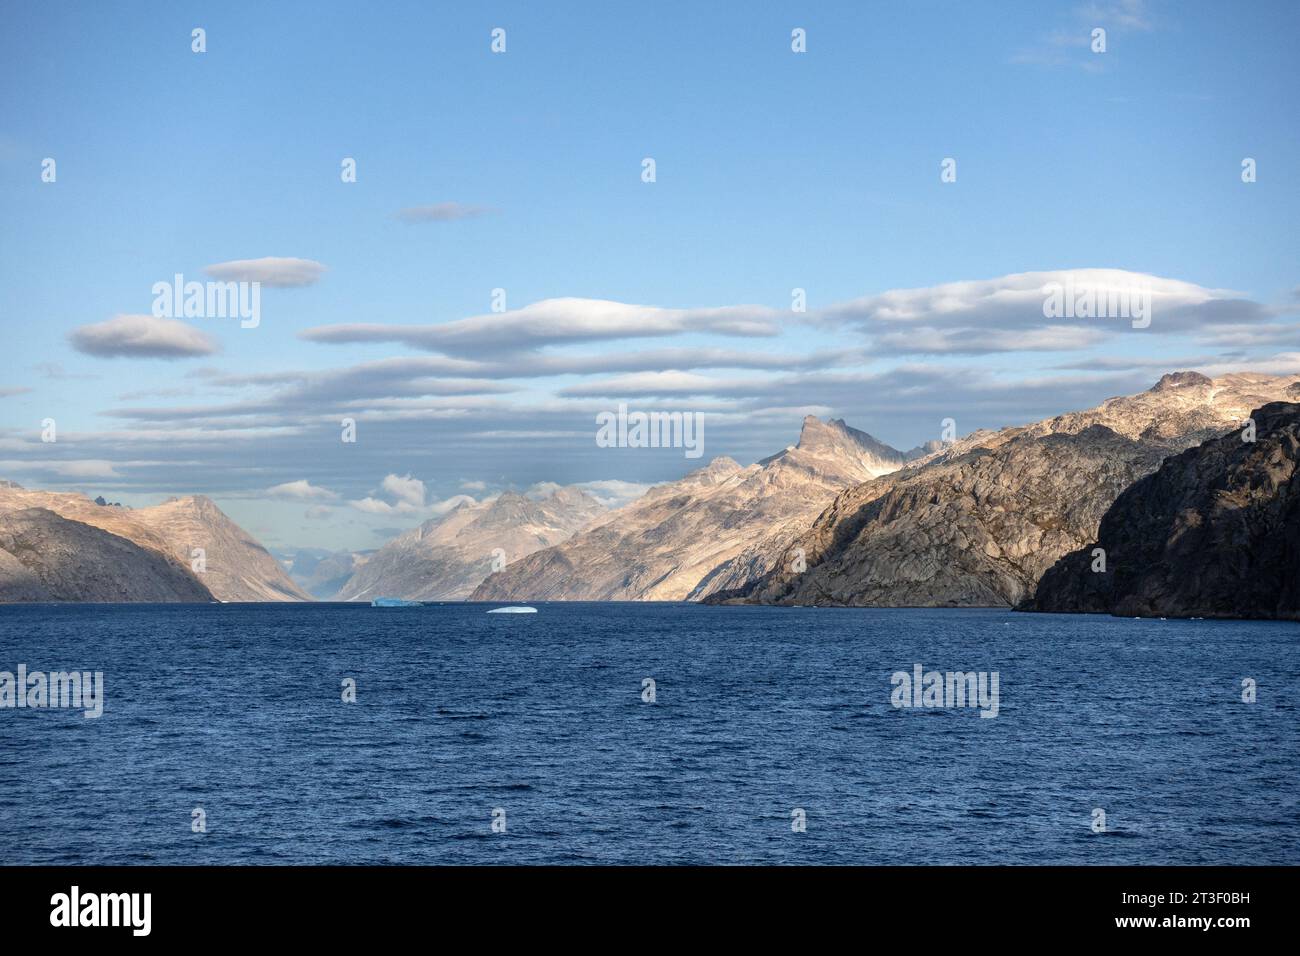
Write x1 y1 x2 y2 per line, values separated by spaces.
470 417 920 602
712 371 1300 608
0 507 214 603
334 486 608 601
1025 402 1300 619
127 496 310 602
0 484 307 602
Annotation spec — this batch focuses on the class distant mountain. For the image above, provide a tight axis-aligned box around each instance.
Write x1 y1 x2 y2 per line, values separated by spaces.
0 484 307 602
334 487 607 602
471 416 921 602
715 371 1300 608
283 548 372 600
0 507 214 603
1025 401 1300 619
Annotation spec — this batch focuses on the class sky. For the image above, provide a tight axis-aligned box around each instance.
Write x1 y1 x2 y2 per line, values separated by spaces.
1 0 1298 553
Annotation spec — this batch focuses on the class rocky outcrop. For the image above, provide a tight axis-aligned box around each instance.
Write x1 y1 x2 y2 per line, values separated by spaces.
0 507 214 603
470 417 920 602
334 487 607 601
1024 402 1300 619
0 484 308 602
713 371 1300 607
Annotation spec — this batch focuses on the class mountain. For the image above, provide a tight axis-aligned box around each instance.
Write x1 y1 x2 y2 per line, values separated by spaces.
0 507 214 603
283 548 372 600
470 417 920 602
714 371 1300 608
333 486 607 602
1025 401 1300 619
127 496 310 602
0 484 307 602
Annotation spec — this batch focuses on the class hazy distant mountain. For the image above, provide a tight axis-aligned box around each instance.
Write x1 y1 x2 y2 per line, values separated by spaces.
471 416 921 602
719 371 1300 608
283 548 372 600
1026 401 1300 619
0 484 307 602
0 507 213 603
334 487 607 602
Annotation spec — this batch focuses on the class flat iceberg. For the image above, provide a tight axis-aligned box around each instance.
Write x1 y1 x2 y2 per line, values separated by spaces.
371 597 423 608
487 606 538 614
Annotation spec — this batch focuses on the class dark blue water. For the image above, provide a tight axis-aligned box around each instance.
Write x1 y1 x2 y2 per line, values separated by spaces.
1 603 1297 865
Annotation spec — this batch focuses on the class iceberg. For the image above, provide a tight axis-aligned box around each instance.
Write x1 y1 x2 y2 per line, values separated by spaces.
487 606 538 614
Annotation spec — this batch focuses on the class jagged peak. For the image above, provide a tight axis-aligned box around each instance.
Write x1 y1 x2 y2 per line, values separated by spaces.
793 415 905 462
1150 370 1213 391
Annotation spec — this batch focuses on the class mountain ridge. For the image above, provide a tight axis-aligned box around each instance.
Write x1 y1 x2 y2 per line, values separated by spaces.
711 371 1300 608
471 416 919 602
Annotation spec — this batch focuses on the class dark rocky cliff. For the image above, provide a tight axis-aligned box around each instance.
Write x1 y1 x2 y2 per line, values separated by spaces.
1025 402 1300 619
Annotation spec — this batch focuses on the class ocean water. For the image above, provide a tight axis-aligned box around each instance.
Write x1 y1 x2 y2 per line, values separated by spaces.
1 602 1296 865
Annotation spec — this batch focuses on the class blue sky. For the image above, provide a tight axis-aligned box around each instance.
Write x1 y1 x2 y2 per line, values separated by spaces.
1 0 1298 552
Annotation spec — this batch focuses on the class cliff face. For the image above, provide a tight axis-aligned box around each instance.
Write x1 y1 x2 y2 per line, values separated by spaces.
1025 402 1300 619
470 417 919 602
0 485 307 602
0 508 214 603
334 487 607 601
715 371 1300 608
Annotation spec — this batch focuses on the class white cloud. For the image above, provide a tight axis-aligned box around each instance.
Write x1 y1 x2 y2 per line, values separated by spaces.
301 297 783 356
818 269 1265 354
349 490 474 517
574 479 652 509
267 479 339 500
0 458 120 478
380 473 425 507
204 257 326 288
69 314 218 359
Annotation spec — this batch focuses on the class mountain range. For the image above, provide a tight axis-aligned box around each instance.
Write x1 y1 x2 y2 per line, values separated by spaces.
708 371 1300 608
470 416 931 601
3 370 1297 614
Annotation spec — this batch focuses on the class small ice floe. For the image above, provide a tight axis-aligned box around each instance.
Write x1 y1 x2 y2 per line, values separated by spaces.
487 605 538 614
